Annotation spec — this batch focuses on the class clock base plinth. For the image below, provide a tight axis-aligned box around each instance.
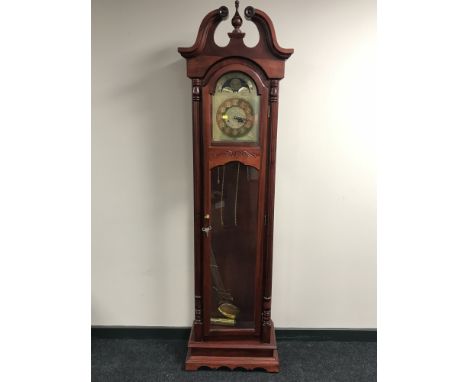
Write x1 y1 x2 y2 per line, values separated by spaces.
185 324 279 373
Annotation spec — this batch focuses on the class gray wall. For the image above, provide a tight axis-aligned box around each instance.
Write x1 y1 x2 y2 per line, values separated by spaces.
92 0 376 328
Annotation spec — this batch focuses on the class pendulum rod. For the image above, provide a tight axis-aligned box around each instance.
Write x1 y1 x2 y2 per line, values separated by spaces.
234 162 240 226
220 165 225 226
210 248 240 322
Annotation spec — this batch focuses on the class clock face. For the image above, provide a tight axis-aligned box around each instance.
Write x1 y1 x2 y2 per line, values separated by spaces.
212 72 260 143
216 98 254 138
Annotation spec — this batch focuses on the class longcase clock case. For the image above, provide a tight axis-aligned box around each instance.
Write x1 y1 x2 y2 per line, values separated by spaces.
178 2 293 372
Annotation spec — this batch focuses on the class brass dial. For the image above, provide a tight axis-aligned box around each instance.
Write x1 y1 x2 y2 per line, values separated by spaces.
216 98 254 138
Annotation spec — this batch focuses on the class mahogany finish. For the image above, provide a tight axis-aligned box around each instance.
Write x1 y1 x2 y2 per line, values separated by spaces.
185 325 280 372
178 1 293 372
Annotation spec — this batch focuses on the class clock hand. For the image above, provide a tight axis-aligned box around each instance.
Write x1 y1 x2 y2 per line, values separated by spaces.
233 116 245 123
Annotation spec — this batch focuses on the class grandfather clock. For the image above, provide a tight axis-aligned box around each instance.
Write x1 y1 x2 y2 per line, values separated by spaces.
178 1 293 372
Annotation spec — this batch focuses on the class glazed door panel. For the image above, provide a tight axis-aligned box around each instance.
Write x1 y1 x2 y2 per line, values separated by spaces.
206 162 259 332
202 158 265 338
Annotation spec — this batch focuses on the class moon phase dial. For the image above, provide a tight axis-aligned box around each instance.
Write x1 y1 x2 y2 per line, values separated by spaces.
216 98 254 138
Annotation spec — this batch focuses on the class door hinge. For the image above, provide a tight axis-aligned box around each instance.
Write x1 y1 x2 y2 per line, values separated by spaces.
264 214 268 226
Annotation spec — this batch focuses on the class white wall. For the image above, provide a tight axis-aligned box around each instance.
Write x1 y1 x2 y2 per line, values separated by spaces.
92 0 376 328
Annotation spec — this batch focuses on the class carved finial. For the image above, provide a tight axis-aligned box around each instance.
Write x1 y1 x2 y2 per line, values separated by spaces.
218 5 229 19
231 0 243 33
244 6 255 19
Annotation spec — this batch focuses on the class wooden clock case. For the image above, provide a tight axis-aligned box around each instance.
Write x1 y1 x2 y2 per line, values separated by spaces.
178 2 293 372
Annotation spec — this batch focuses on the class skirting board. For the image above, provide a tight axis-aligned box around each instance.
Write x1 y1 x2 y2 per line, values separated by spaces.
91 326 376 342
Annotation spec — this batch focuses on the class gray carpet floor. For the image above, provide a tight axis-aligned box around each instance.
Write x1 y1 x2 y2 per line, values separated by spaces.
92 338 376 381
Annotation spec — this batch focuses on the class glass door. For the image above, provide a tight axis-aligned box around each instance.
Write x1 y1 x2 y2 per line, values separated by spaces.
204 161 261 333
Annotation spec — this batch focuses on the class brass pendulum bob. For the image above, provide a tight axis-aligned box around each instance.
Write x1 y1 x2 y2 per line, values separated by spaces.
218 301 240 320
